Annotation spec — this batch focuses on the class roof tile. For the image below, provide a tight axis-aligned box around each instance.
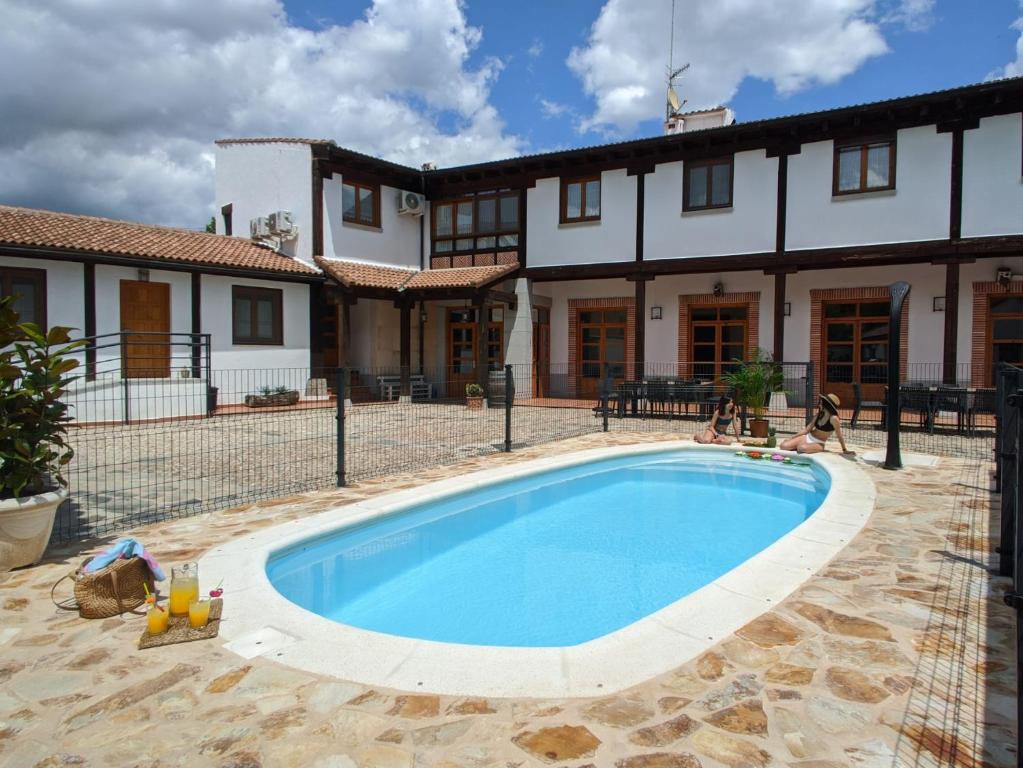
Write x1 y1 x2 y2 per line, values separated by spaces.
315 257 518 293
0 206 317 276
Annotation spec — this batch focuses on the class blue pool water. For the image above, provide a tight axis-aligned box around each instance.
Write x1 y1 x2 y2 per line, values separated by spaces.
267 450 829 647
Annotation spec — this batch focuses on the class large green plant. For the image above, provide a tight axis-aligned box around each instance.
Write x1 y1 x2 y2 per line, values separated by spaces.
721 348 785 421
0 296 85 498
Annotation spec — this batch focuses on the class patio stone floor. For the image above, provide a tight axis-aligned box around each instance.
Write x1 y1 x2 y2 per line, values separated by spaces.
0 432 1014 767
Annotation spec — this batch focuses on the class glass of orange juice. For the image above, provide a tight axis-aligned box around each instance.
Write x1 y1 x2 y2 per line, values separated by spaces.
188 597 211 629
147 602 169 635
169 563 199 616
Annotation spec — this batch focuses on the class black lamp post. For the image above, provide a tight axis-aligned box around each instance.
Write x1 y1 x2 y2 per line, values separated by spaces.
883 281 911 470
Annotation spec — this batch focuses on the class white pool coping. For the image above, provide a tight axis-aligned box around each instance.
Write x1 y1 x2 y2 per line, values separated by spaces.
199 441 875 698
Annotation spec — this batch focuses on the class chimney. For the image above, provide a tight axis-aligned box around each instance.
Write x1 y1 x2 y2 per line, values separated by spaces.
664 107 735 136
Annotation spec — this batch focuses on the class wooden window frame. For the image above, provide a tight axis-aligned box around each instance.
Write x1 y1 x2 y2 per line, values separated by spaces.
577 308 629 383
341 180 381 227
820 298 891 387
0 266 47 330
231 285 283 346
683 156 734 212
560 175 601 223
987 294 1023 385
687 303 748 381
832 136 897 196
431 190 520 262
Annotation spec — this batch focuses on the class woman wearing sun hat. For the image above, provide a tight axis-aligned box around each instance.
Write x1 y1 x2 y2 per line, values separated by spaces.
780 393 853 454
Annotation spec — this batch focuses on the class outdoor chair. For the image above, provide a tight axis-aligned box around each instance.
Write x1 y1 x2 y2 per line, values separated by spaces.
850 382 886 429
900 385 936 433
932 386 968 434
645 379 671 417
966 388 996 435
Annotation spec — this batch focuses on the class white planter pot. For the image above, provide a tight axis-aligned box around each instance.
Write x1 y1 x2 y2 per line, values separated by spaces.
0 488 67 572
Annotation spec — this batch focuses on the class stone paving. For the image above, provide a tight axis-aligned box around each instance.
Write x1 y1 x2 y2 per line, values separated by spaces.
1 432 1014 767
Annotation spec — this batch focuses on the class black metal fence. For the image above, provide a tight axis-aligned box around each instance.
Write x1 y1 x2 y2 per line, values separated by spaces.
56 357 998 543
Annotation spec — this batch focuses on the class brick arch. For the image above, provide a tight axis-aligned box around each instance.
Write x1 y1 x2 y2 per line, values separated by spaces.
676 291 761 377
972 281 1023 386
568 297 636 395
809 286 909 394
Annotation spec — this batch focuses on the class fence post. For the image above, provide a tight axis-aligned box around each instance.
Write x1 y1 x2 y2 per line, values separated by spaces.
336 367 347 487
1004 387 1023 763
804 361 814 426
504 364 514 453
120 331 130 425
883 281 911 470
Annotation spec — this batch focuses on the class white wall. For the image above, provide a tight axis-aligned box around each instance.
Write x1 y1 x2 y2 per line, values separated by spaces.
786 126 952 250
645 150 777 260
0 255 84 333
323 178 423 269
198 274 309 406
214 142 313 264
538 278 632 365
526 170 637 267
962 113 1023 238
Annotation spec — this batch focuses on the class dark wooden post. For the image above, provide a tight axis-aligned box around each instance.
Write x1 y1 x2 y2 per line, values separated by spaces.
191 272 202 378
943 262 960 385
84 262 97 381
884 281 911 470
773 272 786 362
634 279 646 380
399 300 411 399
474 294 488 393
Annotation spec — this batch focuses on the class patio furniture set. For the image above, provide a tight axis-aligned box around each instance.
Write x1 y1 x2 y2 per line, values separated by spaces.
848 382 995 434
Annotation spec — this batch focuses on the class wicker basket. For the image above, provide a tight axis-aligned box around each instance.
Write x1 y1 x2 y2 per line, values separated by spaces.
51 556 155 619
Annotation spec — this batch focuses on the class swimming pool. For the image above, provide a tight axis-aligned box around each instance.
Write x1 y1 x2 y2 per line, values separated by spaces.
267 450 829 647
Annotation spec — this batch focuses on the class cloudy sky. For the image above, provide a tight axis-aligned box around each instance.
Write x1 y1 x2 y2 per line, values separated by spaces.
1 0 1021 230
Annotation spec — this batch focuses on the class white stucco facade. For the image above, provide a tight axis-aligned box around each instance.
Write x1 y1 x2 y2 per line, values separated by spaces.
526 170 637 267
323 178 423 269
962 113 1023 238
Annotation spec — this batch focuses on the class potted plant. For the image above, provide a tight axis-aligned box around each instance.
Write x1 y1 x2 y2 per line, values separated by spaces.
0 297 85 571
244 384 300 408
722 348 785 439
465 382 484 410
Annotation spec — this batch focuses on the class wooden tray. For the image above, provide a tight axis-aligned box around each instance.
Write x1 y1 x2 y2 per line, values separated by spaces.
138 598 223 649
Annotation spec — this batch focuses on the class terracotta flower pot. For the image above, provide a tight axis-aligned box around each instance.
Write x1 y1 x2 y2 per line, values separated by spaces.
244 390 300 408
750 418 770 438
466 396 484 410
0 488 68 571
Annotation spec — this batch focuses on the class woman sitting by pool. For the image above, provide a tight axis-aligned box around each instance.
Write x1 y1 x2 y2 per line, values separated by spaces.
780 393 853 454
695 395 740 445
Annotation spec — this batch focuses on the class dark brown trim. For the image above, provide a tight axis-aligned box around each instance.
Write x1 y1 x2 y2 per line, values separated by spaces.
231 284 284 345
83 262 96 379
523 234 1023 282
312 145 328 257
0 244 322 284
560 175 601 223
220 203 233 237
634 279 646 379
341 179 381 228
943 261 960 384
683 156 734 211
773 272 786 361
519 188 528 269
191 272 202 376
775 154 788 255
0 265 47 330
832 135 896 196
635 172 646 263
399 300 411 397
949 127 964 241
473 294 487 389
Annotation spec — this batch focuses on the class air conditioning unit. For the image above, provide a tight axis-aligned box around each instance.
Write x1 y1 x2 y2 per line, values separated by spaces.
250 217 271 238
268 210 296 237
398 190 425 216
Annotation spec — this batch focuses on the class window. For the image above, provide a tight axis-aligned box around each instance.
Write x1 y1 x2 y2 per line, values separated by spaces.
232 286 283 345
821 299 890 401
0 267 46 329
560 176 601 223
989 295 1023 383
342 181 380 227
221 203 233 236
833 137 896 195
432 190 519 261
689 304 747 380
684 157 733 211
577 309 628 396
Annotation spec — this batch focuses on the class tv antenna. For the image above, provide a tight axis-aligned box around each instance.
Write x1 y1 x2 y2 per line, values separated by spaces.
666 0 689 120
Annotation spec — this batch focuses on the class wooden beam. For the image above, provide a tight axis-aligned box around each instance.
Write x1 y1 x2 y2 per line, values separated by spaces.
635 171 646 264
943 262 960 385
775 153 788 256
84 262 96 381
519 188 528 269
635 279 646 380
949 127 964 241
474 294 487 391
483 288 518 309
191 272 202 377
399 301 411 398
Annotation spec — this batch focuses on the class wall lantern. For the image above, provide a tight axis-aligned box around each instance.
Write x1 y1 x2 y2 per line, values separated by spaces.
650 306 663 320
783 302 791 317
932 296 946 312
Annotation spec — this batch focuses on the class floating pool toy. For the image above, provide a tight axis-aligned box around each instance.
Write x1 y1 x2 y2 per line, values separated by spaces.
747 451 763 459
771 454 785 461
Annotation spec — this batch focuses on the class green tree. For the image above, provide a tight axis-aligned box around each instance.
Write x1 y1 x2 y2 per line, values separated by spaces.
205 216 216 234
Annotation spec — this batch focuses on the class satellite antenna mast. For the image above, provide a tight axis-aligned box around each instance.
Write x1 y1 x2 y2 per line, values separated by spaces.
666 0 689 121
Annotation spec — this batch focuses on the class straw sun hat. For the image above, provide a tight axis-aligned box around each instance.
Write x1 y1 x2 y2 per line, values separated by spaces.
819 393 840 414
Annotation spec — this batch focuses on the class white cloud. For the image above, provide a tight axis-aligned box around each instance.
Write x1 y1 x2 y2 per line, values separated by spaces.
566 0 922 136
539 99 571 119
0 0 524 228
528 38 544 58
992 11 1023 79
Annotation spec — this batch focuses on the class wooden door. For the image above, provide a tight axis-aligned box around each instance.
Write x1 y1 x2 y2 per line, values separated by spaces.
821 299 890 404
447 309 477 397
532 307 550 398
120 280 170 378
577 309 627 398
689 305 748 381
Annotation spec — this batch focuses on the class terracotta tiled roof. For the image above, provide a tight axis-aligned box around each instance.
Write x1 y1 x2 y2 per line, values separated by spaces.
0 205 317 276
314 256 415 290
315 257 518 293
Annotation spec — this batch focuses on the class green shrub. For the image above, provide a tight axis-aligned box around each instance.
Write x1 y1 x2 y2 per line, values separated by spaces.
465 383 484 397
